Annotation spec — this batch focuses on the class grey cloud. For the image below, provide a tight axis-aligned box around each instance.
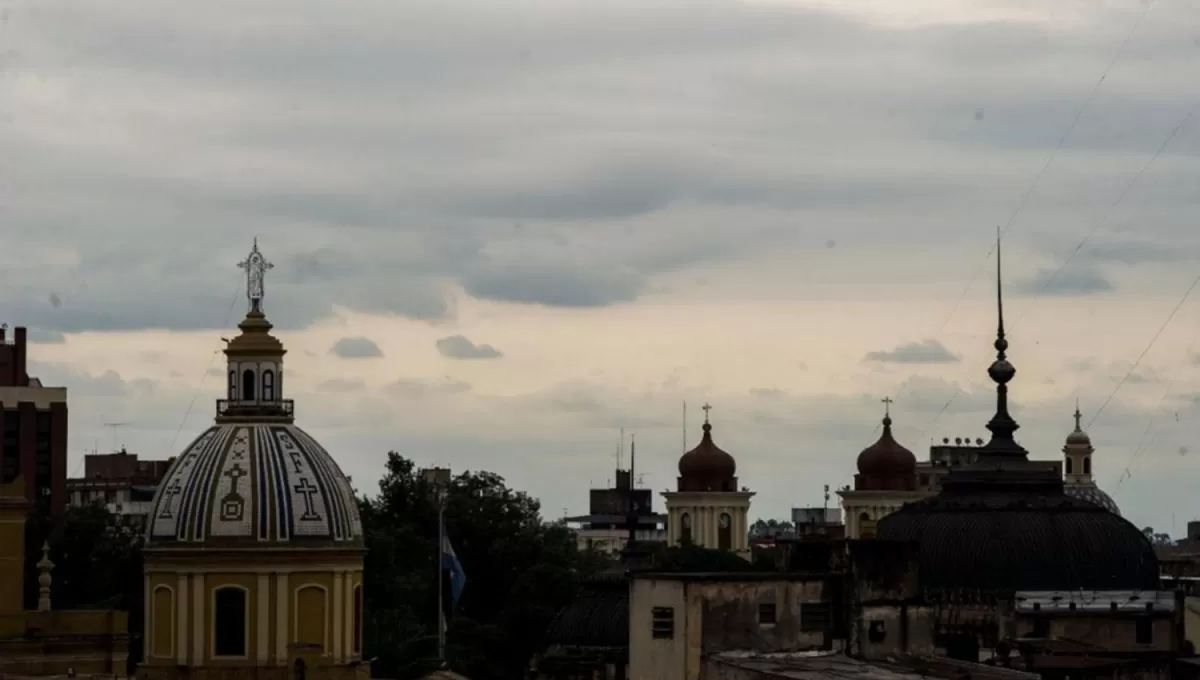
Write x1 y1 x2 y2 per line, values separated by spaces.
205 367 224 378
26 362 155 397
26 329 65 344
864 339 960 364
330 337 384 359
435 335 503 360
317 377 367 393
384 377 471 398
1012 267 1115 297
5 1 1198 333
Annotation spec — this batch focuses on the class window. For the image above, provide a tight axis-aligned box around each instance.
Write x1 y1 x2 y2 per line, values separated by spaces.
1 410 18 484
758 602 777 625
228 370 237 400
294 659 307 680
263 369 275 401
1065 459 1073 474
1136 618 1153 645
651 607 675 639
680 513 692 545
718 513 732 551
1084 457 1091 475
151 586 175 658
868 620 886 643
213 586 248 657
1032 616 1049 638
241 369 256 401
800 603 830 633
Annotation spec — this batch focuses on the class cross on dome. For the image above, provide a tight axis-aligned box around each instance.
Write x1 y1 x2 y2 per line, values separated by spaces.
238 238 274 312
702 402 713 424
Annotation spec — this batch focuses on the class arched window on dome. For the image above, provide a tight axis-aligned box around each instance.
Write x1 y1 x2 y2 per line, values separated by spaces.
1084 457 1091 475
1065 459 1073 475
353 584 363 655
263 369 275 401
680 512 692 545
718 513 732 551
242 369 256 401
212 586 248 658
228 370 236 400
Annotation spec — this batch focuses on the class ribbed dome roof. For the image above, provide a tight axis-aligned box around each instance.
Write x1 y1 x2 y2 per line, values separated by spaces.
677 422 738 492
876 491 1154 590
147 423 364 547
1066 482 1120 515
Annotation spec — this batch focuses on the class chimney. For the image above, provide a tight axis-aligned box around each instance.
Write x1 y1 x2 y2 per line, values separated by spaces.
12 328 27 387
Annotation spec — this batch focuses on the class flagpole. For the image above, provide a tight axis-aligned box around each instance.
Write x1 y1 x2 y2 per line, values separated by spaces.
437 490 446 667
422 466 452 670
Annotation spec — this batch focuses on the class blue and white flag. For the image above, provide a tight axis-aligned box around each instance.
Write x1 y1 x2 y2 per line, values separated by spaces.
441 535 467 609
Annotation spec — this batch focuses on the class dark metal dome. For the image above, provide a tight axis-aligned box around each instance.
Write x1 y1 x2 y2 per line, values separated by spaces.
877 489 1157 591
877 236 1158 593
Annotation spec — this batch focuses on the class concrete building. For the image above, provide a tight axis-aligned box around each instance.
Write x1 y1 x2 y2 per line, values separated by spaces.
0 325 68 517
627 540 935 680
67 449 174 528
564 466 667 555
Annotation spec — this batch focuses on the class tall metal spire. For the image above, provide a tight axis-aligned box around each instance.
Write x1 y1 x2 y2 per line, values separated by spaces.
982 229 1026 457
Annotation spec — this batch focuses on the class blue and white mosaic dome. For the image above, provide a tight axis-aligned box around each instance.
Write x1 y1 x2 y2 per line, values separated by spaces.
147 423 363 546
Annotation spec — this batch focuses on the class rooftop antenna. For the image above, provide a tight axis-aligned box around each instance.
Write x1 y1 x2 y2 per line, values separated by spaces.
619 428 625 471
682 401 687 454
103 422 130 452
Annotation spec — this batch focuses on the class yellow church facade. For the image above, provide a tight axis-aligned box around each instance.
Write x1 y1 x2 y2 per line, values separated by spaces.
139 241 369 680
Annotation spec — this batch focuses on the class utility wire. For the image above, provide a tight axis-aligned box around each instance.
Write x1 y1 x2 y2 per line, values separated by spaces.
1113 295 1200 492
916 101 1200 444
167 283 243 452
856 0 1157 454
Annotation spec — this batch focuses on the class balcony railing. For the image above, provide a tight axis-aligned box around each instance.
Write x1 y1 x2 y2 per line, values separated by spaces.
216 399 295 419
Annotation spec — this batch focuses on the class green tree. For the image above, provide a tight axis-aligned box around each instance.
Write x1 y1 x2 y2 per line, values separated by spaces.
361 452 603 680
1141 526 1174 547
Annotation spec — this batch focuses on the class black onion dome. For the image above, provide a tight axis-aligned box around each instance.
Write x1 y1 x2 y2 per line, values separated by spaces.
876 492 1157 591
677 422 738 492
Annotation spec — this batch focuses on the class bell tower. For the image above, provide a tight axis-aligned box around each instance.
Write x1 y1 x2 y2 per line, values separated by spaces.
218 240 293 423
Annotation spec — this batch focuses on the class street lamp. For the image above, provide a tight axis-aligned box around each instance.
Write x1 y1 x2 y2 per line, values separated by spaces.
421 467 451 667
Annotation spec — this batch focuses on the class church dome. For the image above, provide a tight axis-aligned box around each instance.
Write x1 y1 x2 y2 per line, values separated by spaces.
677 420 738 492
877 492 1154 590
145 239 362 549
147 423 363 546
876 238 1157 592
856 413 916 490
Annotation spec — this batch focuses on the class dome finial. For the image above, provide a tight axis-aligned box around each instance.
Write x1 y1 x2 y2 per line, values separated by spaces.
1074 399 1083 431
238 238 274 314
982 229 1025 457
881 396 893 427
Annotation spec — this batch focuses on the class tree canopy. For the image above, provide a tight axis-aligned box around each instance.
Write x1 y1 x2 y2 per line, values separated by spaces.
361 451 608 680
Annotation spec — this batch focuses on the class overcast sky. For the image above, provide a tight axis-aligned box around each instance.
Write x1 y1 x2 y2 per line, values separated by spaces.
3 0 1199 534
